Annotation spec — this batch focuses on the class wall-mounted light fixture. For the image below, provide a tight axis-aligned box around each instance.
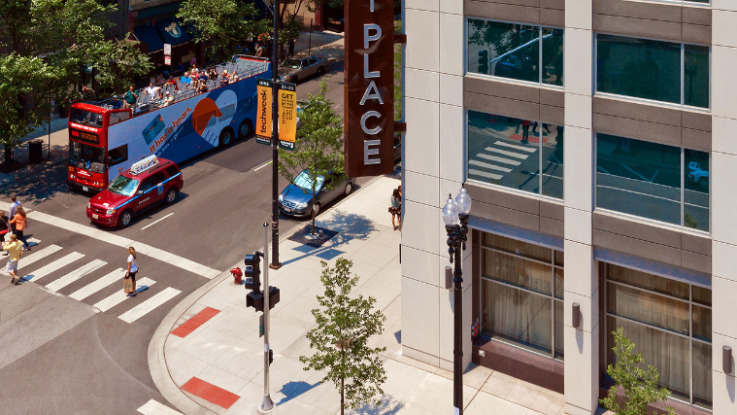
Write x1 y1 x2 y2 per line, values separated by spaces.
724 346 732 374
572 303 581 329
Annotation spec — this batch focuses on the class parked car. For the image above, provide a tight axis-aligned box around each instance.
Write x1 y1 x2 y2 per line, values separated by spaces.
279 56 328 84
87 155 183 228
687 161 709 189
278 170 354 218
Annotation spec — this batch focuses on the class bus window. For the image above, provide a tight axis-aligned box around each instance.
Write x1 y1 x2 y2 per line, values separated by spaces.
109 145 128 166
71 141 105 167
69 108 104 127
109 111 131 126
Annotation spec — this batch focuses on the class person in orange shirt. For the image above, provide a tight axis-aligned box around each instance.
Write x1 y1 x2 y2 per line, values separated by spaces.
9 207 30 251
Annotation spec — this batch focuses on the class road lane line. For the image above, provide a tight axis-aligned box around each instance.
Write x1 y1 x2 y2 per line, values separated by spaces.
141 212 174 231
253 161 271 171
137 399 183 415
93 277 156 312
24 252 85 282
20 210 220 279
118 287 181 323
45 259 107 293
69 268 125 301
0 244 61 267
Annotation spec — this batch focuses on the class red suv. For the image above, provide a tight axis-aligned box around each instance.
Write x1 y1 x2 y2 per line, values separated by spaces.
87 156 183 228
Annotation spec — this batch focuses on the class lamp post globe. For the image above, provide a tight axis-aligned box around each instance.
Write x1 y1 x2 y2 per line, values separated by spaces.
443 194 460 226
455 186 472 215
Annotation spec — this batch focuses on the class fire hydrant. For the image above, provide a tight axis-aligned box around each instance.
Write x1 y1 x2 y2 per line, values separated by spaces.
230 267 243 285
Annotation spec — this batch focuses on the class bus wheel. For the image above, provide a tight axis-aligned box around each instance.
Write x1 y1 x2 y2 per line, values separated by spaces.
219 128 234 147
238 120 253 139
118 210 133 228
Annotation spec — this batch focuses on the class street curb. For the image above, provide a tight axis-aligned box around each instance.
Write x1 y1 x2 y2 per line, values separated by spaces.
147 173 391 414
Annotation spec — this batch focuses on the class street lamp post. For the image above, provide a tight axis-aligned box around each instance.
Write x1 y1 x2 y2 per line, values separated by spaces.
442 186 472 415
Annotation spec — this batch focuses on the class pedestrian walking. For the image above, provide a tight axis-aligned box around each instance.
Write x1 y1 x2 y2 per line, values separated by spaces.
0 210 9 254
389 187 402 231
521 119 531 144
3 234 23 285
9 207 30 251
125 246 138 296
8 194 20 235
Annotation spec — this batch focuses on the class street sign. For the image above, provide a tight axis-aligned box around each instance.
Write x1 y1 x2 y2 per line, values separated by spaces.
255 79 298 150
259 314 264 337
164 55 171 65
164 43 171 56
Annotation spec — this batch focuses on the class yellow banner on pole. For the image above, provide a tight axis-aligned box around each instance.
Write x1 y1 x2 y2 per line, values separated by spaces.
278 83 297 149
255 79 272 144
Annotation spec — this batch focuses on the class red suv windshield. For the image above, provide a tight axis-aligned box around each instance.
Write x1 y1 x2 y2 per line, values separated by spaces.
108 175 139 196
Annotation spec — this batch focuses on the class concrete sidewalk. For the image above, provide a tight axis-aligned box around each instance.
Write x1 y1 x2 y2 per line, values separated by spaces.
149 175 566 415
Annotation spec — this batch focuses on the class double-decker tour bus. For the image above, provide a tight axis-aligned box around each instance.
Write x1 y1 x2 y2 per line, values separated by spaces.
67 56 271 193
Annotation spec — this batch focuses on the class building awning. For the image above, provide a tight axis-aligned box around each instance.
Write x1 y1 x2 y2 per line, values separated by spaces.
134 24 164 53
468 216 564 251
594 247 711 289
156 18 190 46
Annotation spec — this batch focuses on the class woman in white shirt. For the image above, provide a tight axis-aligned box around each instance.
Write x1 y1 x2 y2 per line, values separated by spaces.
125 246 139 296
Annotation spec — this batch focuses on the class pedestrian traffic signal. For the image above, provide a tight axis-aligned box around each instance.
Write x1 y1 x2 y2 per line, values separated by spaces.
268 348 274 366
246 286 281 313
244 253 262 294
478 50 489 74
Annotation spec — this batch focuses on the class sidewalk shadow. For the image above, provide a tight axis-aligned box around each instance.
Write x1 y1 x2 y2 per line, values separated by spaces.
280 210 377 267
0 152 69 203
350 395 404 415
275 380 320 406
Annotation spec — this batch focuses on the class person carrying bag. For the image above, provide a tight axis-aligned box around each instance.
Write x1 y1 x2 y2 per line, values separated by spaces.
124 246 139 296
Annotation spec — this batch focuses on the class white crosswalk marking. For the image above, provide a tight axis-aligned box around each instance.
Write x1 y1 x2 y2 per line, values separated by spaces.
137 399 183 415
118 287 181 323
69 268 125 301
495 140 537 153
468 169 503 180
25 252 84 282
485 146 529 159
93 277 156 312
469 159 512 172
477 153 522 166
2 244 62 267
45 259 107 293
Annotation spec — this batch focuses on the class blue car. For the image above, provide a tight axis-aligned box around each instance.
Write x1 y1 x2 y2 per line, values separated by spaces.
278 170 354 217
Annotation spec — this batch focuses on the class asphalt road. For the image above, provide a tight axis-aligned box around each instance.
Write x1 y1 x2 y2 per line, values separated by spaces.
0 61 361 414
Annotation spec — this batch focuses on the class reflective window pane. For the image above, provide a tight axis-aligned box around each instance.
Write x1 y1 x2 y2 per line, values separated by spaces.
483 281 552 353
684 149 710 231
693 342 713 409
605 263 689 300
554 300 564 358
541 124 564 198
483 250 552 295
542 28 564 86
468 111 540 194
684 45 710 108
693 285 712 306
607 282 690 335
597 34 681 104
468 19 540 83
692 305 712 342
482 233 552 262
554 268 564 300
596 134 681 225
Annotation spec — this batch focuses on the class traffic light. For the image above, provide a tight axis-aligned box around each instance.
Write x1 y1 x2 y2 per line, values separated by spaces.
246 286 281 313
478 50 489 74
244 253 262 293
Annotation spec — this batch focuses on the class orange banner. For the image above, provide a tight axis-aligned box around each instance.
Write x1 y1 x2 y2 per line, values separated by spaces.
255 79 272 141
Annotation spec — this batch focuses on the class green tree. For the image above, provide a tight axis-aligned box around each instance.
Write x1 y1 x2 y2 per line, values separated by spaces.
177 0 269 63
300 258 387 415
600 328 677 415
277 80 343 235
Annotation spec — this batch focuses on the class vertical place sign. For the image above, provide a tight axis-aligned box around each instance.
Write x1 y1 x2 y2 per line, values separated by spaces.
255 79 273 145
344 0 395 177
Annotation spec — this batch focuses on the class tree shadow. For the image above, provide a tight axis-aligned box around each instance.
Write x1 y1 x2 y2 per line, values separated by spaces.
279 210 377 267
0 154 69 204
349 395 405 415
276 380 321 406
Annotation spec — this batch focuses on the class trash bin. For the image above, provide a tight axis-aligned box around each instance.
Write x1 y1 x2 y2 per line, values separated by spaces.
29 140 43 164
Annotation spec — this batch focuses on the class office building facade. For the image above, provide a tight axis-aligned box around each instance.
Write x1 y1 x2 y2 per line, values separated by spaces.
401 1 736 413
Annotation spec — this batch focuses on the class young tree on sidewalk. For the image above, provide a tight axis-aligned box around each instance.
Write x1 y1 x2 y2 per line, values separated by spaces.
277 79 343 236
300 258 387 415
600 327 677 415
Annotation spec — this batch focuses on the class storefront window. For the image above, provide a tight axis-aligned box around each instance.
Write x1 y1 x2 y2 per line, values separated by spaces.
481 234 564 359
467 19 564 86
468 110 563 199
604 263 712 408
596 34 709 108
596 134 710 231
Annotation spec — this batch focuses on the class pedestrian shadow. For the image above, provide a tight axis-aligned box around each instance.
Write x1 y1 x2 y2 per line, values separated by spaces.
349 395 404 415
275 380 320 406
279 210 377 267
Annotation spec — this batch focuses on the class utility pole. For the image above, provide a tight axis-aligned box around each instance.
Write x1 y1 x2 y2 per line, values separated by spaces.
270 0 282 269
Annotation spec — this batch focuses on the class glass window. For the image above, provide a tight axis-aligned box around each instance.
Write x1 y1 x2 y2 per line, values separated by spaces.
467 110 563 199
604 263 712 408
108 145 128 166
481 233 564 359
596 134 710 231
108 175 139 196
596 34 709 108
467 19 563 86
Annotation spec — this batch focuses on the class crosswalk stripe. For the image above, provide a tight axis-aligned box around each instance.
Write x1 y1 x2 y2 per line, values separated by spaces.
484 146 529 160
45 259 107 293
137 399 183 415
495 140 537 153
3 244 62 268
119 287 181 323
24 252 85 282
93 277 156 312
477 153 521 166
69 268 125 301
469 169 503 180
469 159 512 173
